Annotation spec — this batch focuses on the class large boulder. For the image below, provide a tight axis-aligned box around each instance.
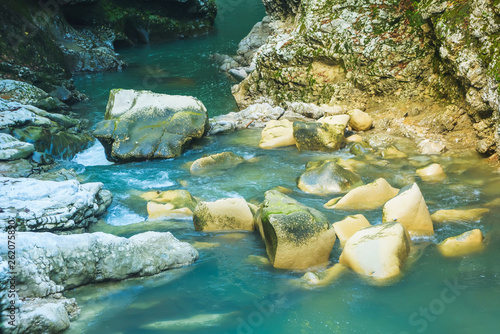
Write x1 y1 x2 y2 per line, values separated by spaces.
339 222 411 283
297 160 363 196
437 229 485 257
193 198 254 232
93 89 209 162
0 177 112 232
382 183 434 237
257 190 336 270
259 119 296 149
324 178 399 210
293 121 346 151
146 190 198 220
0 231 198 299
189 152 246 174
332 214 371 248
0 133 35 161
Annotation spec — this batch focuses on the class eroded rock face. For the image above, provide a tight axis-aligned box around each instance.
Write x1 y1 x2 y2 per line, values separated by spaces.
94 89 209 162
339 222 411 283
0 231 199 299
233 0 500 154
0 97 93 159
0 177 112 232
257 190 336 270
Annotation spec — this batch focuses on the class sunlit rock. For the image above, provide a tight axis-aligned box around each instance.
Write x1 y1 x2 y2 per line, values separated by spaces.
189 151 246 174
339 222 411 283
318 114 350 128
94 89 209 162
325 178 399 210
332 215 371 248
438 229 485 257
297 160 363 196
293 121 346 151
346 134 363 143
416 163 447 182
431 208 490 223
348 109 373 131
257 190 336 270
382 183 434 237
193 198 255 232
259 119 296 149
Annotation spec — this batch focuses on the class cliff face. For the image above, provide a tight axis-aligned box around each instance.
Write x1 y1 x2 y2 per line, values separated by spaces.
0 0 216 94
233 0 500 154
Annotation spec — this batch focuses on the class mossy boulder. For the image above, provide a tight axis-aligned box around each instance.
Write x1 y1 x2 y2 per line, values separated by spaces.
94 89 209 162
257 190 336 270
189 152 246 174
298 160 363 196
193 198 254 232
293 121 346 151
339 222 411 283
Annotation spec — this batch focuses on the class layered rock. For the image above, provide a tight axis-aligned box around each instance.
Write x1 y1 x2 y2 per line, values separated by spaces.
0 96 93 159
0 177 112 232
193 198 255 232
339 222 411 283
257 190 336 269
232 0 500 155
94 89 209 162
297 160 363 196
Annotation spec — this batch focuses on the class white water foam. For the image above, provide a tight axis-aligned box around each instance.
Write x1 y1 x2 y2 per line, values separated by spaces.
73 142 114 166
105 205 145 226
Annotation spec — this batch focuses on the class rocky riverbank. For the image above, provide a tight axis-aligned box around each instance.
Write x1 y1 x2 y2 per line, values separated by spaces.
229 0 500 156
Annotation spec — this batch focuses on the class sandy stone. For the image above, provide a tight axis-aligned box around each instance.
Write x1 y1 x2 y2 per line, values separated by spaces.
193 198 254 232
348 109 373 131
438 229 484 257
332 215 371 248
431 208 490 223
416 163 447 182
259 119 296 149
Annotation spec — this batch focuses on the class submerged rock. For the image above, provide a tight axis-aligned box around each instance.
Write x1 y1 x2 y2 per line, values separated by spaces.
325 178 399 211
257 190 336 270
382 183 434 237
0 133 35 161
189 152 246 174
140 312 237 331
438 229 485 258
298 263 347 288
297 160 363 196
431 208 490 224
259 119 296 149
146 190 198 220
193 198 254 232
332 214 371 248
293 121 346 151
339 222 411 283
0 177 112 232
93 89 209 162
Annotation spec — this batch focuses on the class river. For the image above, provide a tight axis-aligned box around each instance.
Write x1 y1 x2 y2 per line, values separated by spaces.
62 0 500 333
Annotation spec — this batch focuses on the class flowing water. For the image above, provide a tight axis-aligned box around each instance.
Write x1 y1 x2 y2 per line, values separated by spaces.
62 0 500 333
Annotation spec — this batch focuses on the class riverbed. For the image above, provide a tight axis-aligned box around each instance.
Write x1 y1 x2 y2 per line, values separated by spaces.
62 0 500 333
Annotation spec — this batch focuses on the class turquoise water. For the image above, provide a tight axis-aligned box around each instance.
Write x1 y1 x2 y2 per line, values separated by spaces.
64 1 500 333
